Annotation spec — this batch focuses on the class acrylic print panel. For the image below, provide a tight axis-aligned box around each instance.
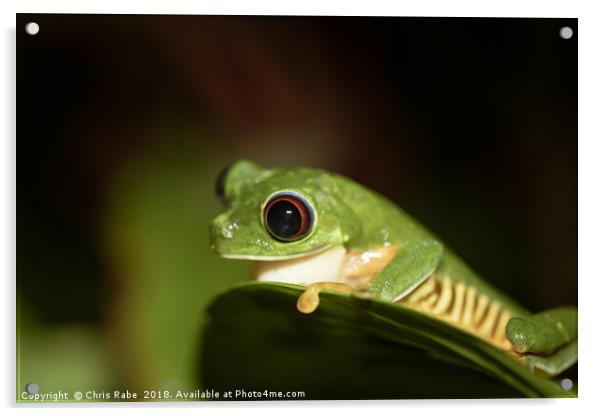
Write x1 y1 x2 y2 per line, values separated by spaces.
16 14 577 402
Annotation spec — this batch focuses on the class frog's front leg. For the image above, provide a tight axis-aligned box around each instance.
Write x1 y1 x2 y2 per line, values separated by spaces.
368 240 444 302
296 240 442 314
505 306 577 376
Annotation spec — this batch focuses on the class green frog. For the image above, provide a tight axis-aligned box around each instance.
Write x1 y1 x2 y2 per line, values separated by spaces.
210 160 577 377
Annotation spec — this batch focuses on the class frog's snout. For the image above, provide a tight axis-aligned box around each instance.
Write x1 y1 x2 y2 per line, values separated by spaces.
210 214 242 253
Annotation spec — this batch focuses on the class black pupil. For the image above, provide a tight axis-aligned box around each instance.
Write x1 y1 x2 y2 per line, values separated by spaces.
266 200 302 239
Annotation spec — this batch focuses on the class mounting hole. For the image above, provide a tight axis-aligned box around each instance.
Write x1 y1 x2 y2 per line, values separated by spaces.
25 382 39 394
25 22 39 36
560 378 573 391
559 26 573 40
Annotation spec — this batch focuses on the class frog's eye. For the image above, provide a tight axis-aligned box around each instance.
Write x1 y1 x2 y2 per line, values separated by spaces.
263 192 315 242
215 165 230 205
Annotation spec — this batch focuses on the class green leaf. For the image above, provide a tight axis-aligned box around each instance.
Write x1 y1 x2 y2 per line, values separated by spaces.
199 282 575 399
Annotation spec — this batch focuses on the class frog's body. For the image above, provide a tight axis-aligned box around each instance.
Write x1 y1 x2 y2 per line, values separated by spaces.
211 160 577 377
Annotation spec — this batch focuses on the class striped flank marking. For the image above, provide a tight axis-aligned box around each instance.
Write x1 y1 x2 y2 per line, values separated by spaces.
398 274 513 350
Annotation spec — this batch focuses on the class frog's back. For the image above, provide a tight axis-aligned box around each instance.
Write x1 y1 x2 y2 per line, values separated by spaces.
332 171 530 317
330 172 434 249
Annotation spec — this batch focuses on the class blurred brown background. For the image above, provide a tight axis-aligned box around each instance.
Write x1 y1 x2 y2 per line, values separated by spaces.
17 14 577 394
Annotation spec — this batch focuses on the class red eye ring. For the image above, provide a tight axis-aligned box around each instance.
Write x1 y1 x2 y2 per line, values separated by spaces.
263 192 315 241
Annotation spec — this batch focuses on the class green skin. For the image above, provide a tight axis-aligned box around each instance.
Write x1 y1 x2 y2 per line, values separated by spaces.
210 160 577 376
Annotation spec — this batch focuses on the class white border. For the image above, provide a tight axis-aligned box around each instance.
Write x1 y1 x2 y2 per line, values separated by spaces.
10 0 583 17
3 1 601 416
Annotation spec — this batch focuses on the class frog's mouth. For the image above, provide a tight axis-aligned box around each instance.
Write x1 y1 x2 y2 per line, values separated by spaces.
252 245 347 285
218 244 334 261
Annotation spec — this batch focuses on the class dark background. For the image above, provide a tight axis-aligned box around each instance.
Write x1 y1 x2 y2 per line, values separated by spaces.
17 14 577 394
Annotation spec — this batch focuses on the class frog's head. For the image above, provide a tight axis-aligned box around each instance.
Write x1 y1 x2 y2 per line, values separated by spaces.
210 160 358 260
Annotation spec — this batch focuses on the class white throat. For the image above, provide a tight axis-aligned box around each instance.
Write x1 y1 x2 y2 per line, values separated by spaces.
256 245 347 284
